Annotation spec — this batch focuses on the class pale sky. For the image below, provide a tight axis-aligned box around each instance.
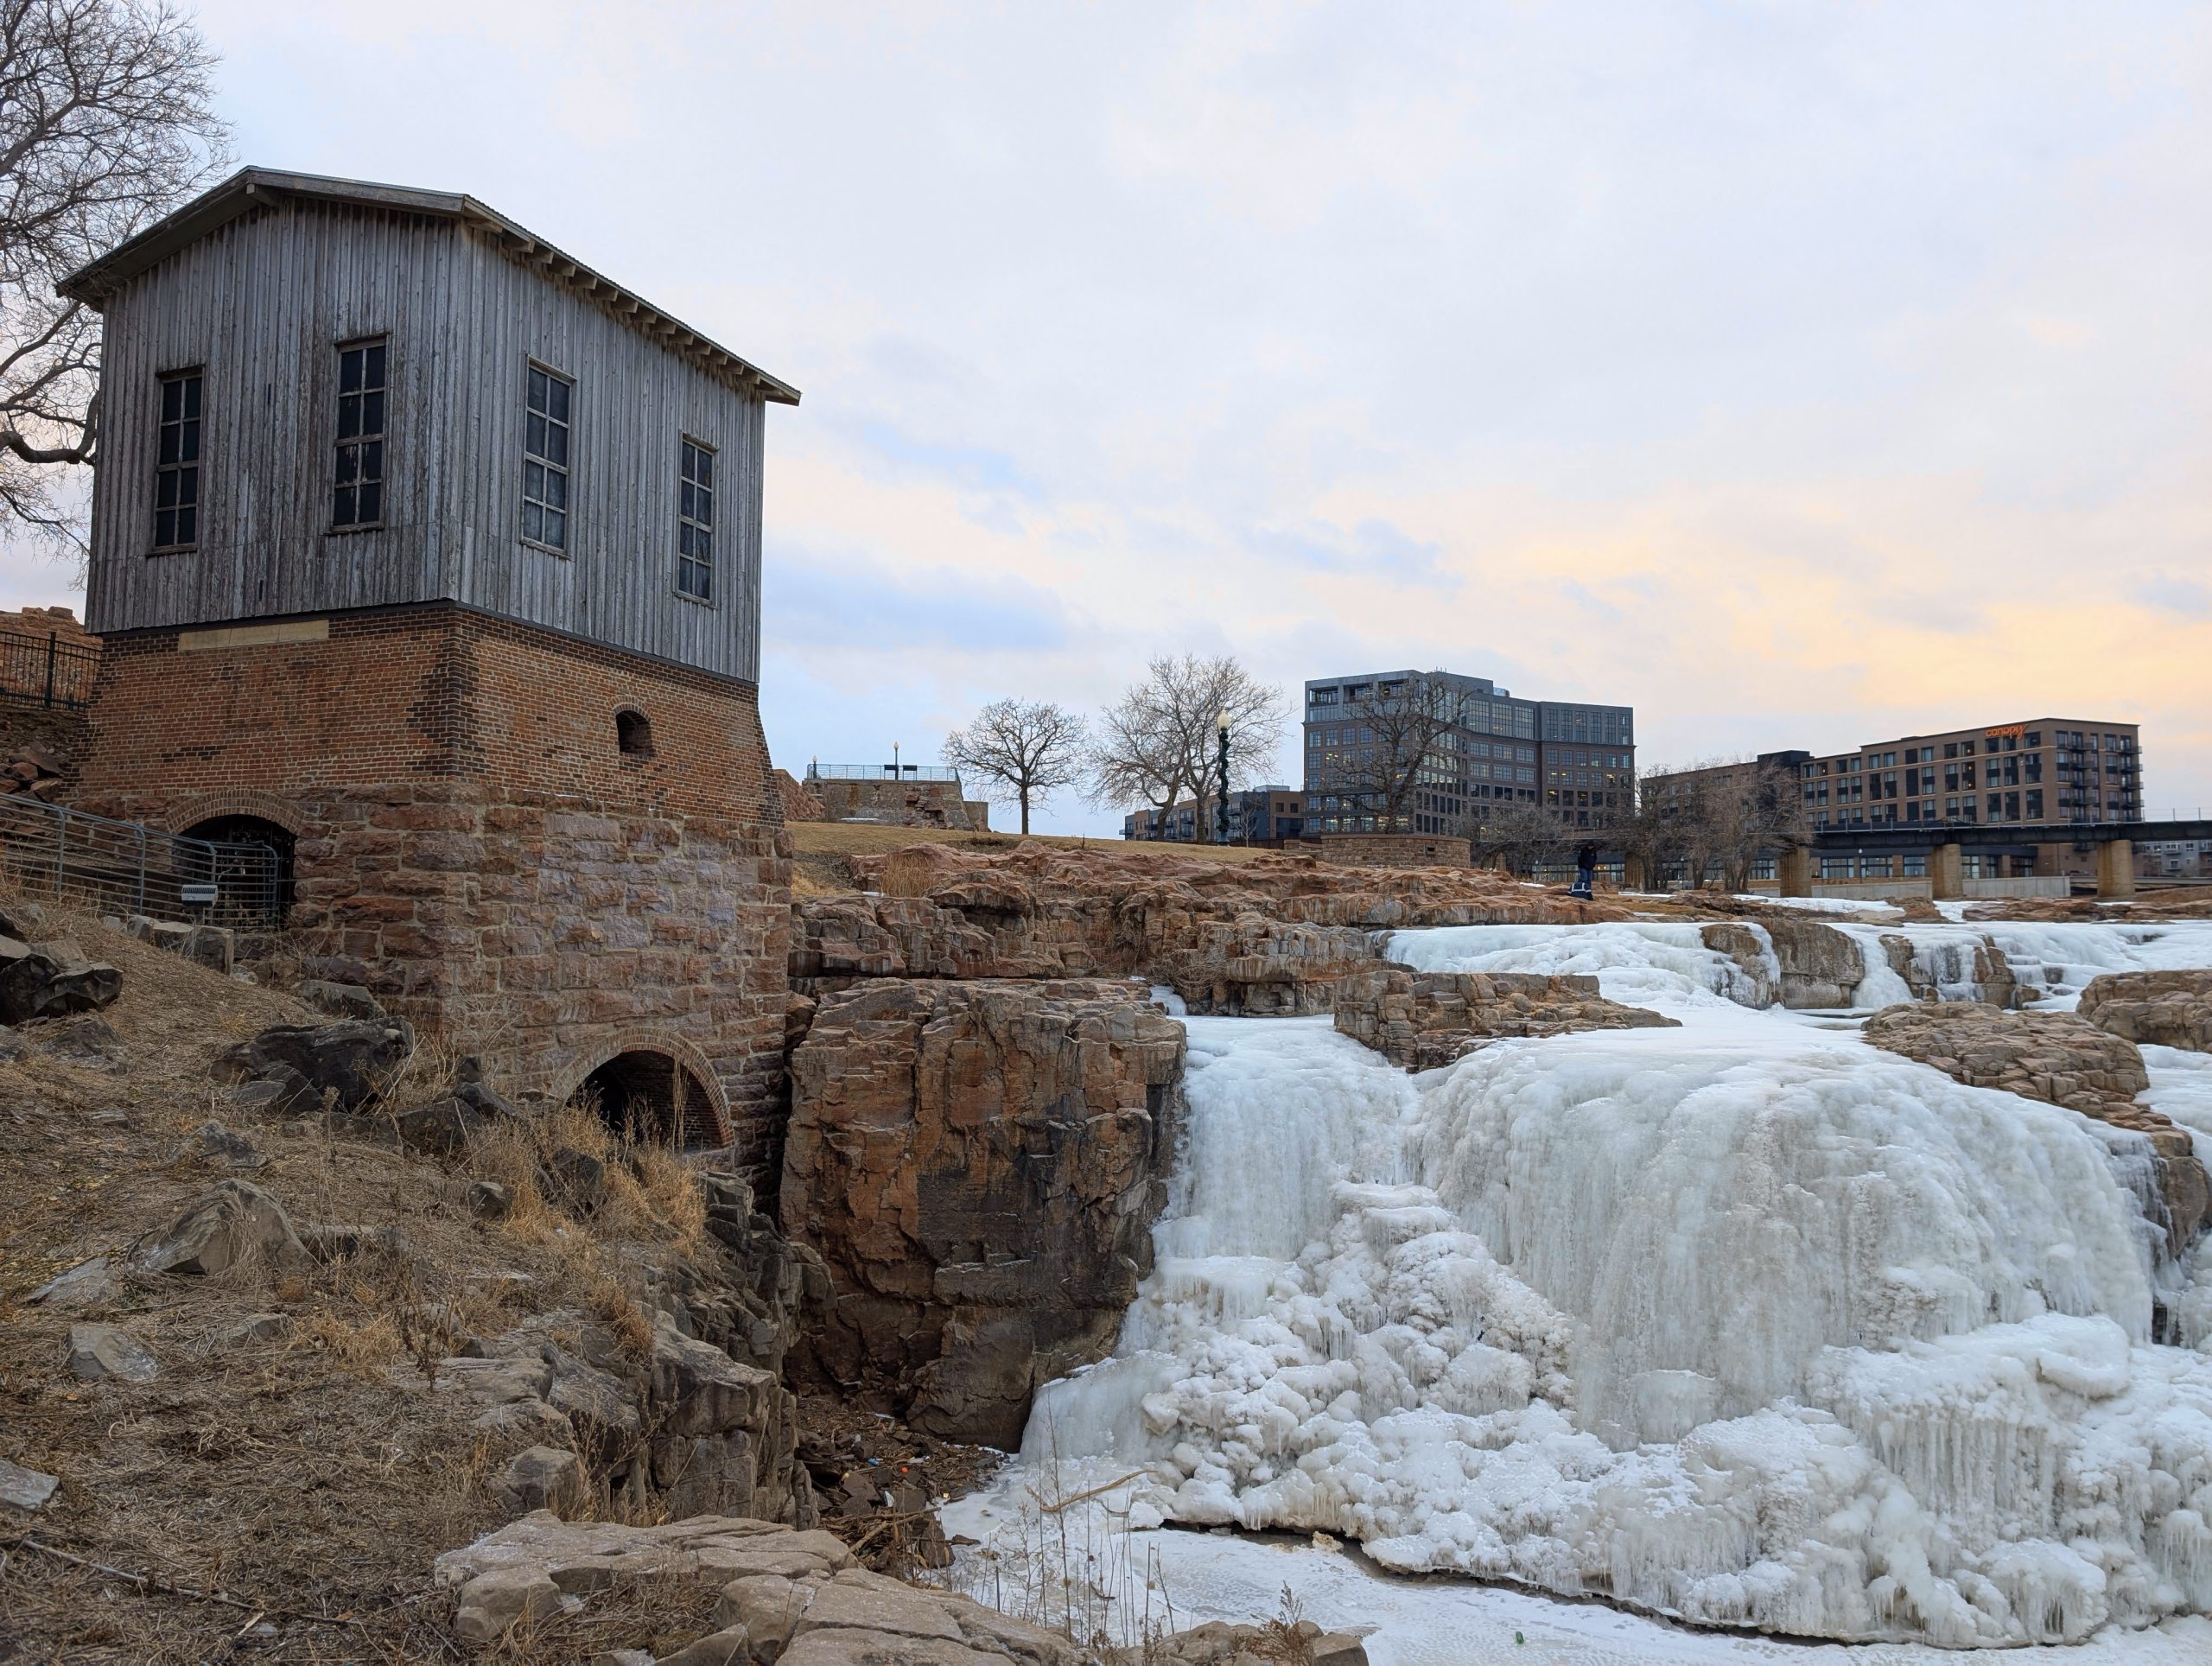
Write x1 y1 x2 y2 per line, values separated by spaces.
9 2 2209 835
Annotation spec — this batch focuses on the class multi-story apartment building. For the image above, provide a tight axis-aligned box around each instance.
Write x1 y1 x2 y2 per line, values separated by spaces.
1300 671 1634 835
1647 719 2143 830
1122 786 1303 843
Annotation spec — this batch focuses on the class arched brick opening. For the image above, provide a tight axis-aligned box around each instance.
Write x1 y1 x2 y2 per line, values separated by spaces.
161 790 308 838
558 1034 730 1149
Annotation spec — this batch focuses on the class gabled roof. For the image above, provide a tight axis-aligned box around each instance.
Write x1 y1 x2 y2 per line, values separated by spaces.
59 167 800 405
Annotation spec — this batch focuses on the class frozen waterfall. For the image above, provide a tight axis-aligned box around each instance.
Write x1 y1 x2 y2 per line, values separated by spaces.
1018 919 2212 1648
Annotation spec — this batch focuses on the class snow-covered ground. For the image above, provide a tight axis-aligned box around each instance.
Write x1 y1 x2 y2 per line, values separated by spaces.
963 919 2212 1654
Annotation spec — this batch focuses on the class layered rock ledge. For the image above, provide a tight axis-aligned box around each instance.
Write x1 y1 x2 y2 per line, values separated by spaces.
1333 966 1677 1070
782 977 1185 1447
1862 1002 2208 1250
2080 969 2212 1053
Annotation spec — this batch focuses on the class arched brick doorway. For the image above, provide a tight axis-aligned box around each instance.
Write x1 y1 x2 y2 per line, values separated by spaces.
571 1048 723 1148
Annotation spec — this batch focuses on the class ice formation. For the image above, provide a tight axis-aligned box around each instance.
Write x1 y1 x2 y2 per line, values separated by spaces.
1020 921 2212 1646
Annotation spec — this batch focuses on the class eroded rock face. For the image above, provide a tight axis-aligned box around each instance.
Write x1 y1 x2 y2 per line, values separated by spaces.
1333 966 1677 1071
792 842 1624 1011
1705 919 1870 1008
783 977 1185 1447
434 1511 1088 1662
1862 1003 2208 1251
2080 970 2212 1053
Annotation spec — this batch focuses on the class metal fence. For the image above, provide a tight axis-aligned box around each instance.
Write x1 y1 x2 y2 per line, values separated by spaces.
0 792 283 929
0 627 99 709
806 763 963 784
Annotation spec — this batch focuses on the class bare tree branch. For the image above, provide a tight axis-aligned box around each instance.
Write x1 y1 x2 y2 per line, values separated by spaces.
0 0 229 553
942 698 1090 836
1088 653 1287 841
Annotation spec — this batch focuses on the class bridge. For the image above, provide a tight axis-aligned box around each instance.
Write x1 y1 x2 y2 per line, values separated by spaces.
1795 818 2212 900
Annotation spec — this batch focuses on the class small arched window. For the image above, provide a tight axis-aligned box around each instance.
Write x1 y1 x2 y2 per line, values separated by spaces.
616 708 654 758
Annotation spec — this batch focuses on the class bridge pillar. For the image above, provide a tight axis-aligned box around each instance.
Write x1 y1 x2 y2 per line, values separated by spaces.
2096 839 2135 900
1779 846 1812 898
1623 854 1649 892
1929 842 1963 900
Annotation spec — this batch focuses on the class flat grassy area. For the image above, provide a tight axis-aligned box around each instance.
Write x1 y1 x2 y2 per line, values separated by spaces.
784 819 1279 893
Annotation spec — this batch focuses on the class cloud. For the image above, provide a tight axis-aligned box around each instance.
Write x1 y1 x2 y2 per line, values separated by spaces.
2137 577 2211 618
764 548 1071 653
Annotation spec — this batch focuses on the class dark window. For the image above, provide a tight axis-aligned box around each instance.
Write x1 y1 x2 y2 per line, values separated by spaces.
154 370 202 550
522 365 573 550
677 438 714 601
333 338 387 528
616 709 653 757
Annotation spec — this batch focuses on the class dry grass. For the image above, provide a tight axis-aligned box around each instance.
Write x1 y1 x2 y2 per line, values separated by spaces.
785 820 1281 897
0 899 724 1663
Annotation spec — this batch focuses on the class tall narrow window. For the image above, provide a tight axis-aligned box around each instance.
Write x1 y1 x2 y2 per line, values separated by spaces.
522 365 572 550
154 370 202 550
333 337 386 527
677 438 714 600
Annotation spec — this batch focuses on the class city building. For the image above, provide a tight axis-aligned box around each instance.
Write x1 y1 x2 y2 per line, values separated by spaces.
1300 671 1634 834
1649 719 2142 831
60 167 800 1180
1122 785 1302 843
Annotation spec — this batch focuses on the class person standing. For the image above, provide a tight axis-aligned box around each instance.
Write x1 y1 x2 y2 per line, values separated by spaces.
1572 841 1599 900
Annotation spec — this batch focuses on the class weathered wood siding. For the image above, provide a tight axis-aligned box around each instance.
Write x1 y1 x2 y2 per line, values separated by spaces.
85 200 766 682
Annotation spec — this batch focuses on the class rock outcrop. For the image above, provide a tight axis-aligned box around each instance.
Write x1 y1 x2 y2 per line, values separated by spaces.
213 1017 413 1111
0 934 120 1024
1863 1003 2208 1251
783 978 1185 1447
1333 966 1677 1071
389 1304 813 1528
792 841 1624 1012
435 1510 1089 1662
2080 970 2212 1053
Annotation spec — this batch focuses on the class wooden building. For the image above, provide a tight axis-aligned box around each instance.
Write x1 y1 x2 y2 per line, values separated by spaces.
61 168 803 1173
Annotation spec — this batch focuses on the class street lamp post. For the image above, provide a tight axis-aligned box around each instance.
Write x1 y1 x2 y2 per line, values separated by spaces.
1215 710 1231 845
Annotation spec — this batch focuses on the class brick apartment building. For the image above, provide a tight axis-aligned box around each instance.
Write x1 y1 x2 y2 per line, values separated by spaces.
1301 670 1634 835
58 167 800 1178
1647 718 2144 831
1122 786 1302 843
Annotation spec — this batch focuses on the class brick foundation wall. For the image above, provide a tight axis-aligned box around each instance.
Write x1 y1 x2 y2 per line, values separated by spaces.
73 603 793 1182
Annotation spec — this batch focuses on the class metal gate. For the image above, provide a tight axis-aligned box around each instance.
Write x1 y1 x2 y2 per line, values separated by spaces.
0 792 283 929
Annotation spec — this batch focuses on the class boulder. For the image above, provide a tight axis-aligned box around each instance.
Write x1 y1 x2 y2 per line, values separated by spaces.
126 914 234 974
213 1019 411 1111
67 1322 158 1383
137 1180 306 1276
1333 966 1677 1070
467 1179 515 1221
388 1096 483 1156
185 1119 266 1171
2080 970 2212 1053
1146 1619 1371 1664
451 1563 564 1647
1863 1003 2208 1252
222 1312 290 1346
295 978 387 1021
27 1256 118 1309
41 1014 125 1068
784 977 1185 1447
0 935 119 1024
0 1458 58 1511
435 1513 1084 1662
496 1446 588 1517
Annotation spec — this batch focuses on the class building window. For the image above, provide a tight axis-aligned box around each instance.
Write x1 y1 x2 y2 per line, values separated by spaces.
616 709 653 758
677 438 714 601
522 364 573 550
154 369 202 550
333 338 387 528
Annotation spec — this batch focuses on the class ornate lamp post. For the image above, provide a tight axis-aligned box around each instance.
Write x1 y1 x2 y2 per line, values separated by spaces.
1215 710 1231 845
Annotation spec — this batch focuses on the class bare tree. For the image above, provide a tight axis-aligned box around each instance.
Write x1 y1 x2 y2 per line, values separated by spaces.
1311 671 1465 833
1469 799 1566 877
1628 757 1808 890
0 0 228 542
1089 653 1286 840
942 697 1088 836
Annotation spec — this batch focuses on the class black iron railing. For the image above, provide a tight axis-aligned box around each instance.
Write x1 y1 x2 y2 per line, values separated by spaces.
0 627 99 710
